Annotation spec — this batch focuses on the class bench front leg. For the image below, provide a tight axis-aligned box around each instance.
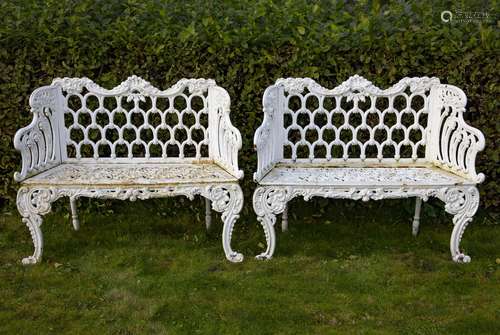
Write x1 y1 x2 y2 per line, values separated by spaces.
17 187 61 265
253 186 290 260
204 184 244 263
439 186 480 263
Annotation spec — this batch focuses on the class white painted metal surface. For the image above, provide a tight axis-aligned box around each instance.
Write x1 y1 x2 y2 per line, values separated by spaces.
24 163 237 185
253 75 485 263
259 166 472 186
14 76 243 264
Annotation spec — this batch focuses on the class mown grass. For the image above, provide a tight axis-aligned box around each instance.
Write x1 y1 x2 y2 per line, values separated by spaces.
0 198 498 334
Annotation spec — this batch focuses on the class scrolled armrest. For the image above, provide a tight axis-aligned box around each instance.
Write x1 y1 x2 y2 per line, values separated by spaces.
208 86 243 179
254 85 284 182
427 85 485 183
14 85 63 181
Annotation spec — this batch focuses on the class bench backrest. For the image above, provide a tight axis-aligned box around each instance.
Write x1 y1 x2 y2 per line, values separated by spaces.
254 76 449 180
14 76 242 182
259 75 440 163
52 76 218 162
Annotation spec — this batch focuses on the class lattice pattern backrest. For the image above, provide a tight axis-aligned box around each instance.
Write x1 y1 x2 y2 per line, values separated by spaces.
52 76 215 160
277 76 440 162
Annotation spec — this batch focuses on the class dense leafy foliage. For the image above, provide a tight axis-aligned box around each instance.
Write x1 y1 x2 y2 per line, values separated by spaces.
0 0 498 211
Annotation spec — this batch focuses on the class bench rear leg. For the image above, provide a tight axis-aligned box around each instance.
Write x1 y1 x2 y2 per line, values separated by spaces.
282 204 288 232
205 198 212 231
412 197 422 236
70 197 80 231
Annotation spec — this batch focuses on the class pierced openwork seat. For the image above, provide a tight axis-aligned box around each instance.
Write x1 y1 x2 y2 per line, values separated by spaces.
14 76 244 264
253 75 485 263
23 163 238 186
258 166 473 187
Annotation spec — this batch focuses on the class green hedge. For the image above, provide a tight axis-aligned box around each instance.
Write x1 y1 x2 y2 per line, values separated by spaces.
0 0 498 211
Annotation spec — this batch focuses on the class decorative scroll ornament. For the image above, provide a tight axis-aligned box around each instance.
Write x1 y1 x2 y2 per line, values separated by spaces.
52 75 216 96
432 85 485 183
29 86 60 109
275 75 440 96
13 86 62 182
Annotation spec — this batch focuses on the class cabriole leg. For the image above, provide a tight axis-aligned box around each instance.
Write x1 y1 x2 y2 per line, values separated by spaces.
70 197 80 231
255 213 277 260
205 198 212 231
412 197 422 236
440 187 480 263
253 186 288 260
16 187 58 265
205 184 244 263
282 203 289 232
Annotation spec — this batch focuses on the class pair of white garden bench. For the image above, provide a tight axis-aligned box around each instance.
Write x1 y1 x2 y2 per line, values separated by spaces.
14 75 485 265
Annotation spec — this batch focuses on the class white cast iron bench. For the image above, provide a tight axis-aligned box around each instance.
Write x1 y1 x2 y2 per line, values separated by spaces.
14 76 244 264
253 75 485 263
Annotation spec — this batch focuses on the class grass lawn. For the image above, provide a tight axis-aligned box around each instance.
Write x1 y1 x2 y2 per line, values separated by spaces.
0 197 499 334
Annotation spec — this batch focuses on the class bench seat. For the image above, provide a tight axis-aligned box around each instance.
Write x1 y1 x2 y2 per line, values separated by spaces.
22 163 238 186
258 165 473 187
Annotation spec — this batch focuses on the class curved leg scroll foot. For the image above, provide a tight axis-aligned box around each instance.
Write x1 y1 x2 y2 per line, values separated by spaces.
255 214 276 260
450 216 473 263
205 184 244 263
17 187 58 265
253 186 288 260
21 215 43 265
440 187 479 263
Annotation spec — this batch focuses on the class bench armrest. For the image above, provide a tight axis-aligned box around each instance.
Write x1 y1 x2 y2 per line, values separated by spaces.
14 85 64 181
426 84 485 183
254 85 285 182
208 86 243 179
